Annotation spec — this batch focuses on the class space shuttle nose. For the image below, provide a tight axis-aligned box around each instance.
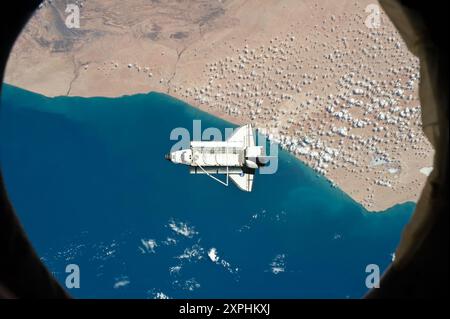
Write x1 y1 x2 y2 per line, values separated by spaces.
165 153 171 161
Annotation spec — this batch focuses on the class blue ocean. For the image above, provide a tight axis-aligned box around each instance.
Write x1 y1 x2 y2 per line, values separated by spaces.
0 84 414 298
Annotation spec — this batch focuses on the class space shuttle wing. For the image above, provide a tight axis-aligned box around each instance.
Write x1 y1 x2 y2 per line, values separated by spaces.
229 173 254 192
227 124 255 147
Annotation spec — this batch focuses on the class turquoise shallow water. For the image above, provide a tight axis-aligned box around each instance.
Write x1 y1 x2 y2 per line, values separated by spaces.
0 84 414 298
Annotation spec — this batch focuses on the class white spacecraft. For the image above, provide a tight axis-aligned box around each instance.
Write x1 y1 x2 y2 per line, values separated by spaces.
165 124 270 192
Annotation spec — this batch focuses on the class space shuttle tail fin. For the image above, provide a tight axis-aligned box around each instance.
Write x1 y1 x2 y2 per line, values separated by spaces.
227 124 255 148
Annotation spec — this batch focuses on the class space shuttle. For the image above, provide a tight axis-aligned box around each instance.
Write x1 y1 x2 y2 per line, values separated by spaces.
165 124 270 192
